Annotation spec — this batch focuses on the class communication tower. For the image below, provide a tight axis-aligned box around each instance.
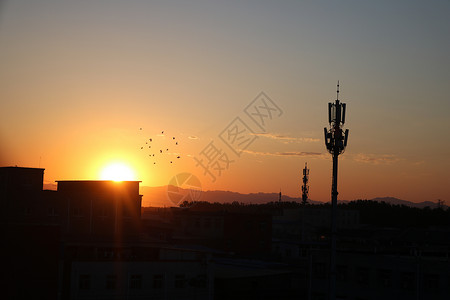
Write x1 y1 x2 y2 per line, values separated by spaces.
301 163 310 205
324 81 349 300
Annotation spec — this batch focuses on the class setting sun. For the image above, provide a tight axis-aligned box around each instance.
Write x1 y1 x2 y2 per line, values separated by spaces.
100 162 136 181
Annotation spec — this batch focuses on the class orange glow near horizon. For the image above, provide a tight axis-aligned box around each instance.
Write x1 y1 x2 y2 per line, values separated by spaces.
1 2 449 204
100 162 136 182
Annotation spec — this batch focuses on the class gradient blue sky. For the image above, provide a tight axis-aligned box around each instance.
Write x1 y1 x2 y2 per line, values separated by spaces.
1 0 449 203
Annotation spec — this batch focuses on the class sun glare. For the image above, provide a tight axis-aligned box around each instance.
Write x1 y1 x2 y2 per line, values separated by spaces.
100 163 136 181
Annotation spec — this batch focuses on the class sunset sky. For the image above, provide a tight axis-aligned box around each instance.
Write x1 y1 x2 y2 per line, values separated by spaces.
1 0 449 203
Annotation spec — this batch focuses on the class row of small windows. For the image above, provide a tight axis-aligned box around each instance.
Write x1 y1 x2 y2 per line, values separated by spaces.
23 207 60 216
176 217 268 231
192 217 222 229
315 263 441 291
79 274 207 290
193 218 267 230
23 207 134 217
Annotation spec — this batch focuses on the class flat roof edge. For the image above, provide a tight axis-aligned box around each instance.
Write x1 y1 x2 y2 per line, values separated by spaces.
56 180 142 183
0 166 45 170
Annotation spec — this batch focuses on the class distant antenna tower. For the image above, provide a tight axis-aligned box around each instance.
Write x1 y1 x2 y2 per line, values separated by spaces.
279 189 282 203
324 81 349 300
301 163 310 205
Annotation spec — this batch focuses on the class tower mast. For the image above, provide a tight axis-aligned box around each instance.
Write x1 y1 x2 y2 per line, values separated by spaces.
324 81 349 300
301 163 310 205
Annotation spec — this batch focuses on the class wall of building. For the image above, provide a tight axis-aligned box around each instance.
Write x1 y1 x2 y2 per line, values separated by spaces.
65 246 213 300
310 250 450 300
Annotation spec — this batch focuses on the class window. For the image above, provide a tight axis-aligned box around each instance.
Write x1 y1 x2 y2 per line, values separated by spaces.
312 292 326 300
259 240 266 249
123 208 131 218
73 207 83 217
24 207 32 216
424 274 439 291
100 207 108 217
377 269 392 288
226 239 232 249
400 272 415 290
314 262 327 279
337 265 348 282
260 221 267 231
153 274 164 289
356 267 370 286
79 274 90 290
129 274 142 289
214 218 222 229
246 221 253 230
285 248 292 258
106 275 117 290
102 249 114 259
48 207 58 216
175 274 185 288
194 274 207 288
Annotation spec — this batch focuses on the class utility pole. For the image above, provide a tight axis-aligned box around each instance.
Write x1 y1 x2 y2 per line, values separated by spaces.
324 81 349 300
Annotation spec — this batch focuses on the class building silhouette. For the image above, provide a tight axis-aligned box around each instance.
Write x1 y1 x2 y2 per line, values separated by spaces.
2 166 450 299
57 180 142 240
0 167 213 300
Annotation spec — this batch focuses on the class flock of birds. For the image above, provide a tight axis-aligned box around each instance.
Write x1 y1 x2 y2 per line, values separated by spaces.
139 128 181 165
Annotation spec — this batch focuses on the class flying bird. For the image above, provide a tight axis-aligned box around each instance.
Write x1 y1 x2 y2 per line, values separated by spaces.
139 130 183 166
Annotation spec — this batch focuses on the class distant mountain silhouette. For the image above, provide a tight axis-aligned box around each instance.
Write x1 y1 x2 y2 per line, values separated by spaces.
141 185 315 207
140 186 445 209
140 185 173 207
199 190 323 205
363 197 446 209
41 184 445 209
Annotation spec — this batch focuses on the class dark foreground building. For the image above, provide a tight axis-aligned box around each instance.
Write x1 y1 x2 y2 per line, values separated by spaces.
0 167 214 300
2 166 450 299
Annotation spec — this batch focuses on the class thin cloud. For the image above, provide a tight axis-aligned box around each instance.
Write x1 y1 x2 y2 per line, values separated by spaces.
188 136 198 140
251 133 319 143
353 153 400 165
242 149 324 158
